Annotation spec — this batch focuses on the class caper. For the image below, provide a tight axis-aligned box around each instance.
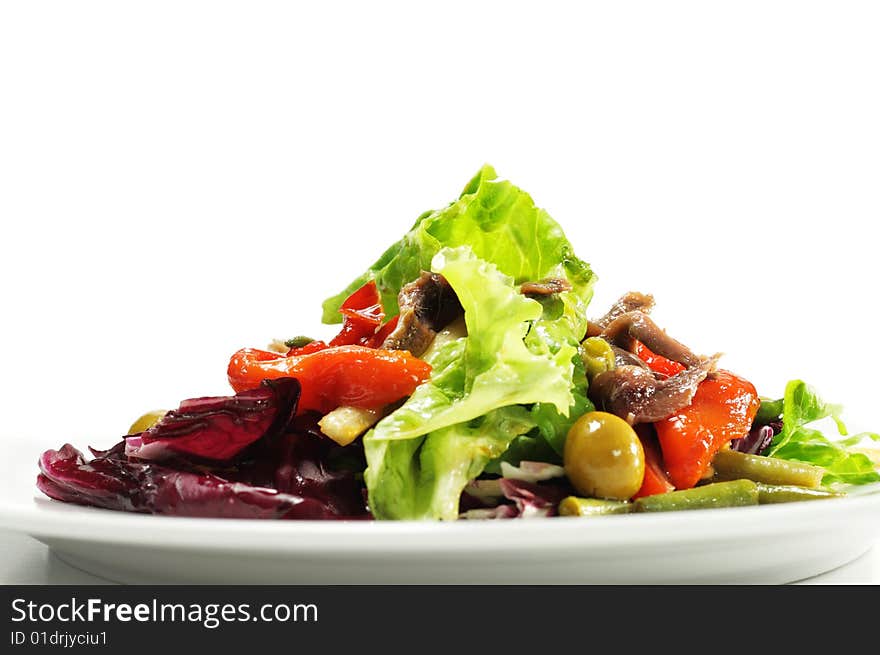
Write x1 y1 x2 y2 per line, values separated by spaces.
127 410 167 435
563 411 645 500
284 336 315 349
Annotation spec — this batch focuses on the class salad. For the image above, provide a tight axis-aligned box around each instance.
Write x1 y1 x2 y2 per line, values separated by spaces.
37 166 880 520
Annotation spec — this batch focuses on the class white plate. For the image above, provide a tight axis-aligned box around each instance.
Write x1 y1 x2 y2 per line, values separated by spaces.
3 436 880 584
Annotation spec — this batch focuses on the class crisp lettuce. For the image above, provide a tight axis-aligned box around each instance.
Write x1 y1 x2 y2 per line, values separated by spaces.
766 380 880 485
528 362 591 455
366 406 537 520
482 295 594 471
525 292 593 455
326 166 595 520
482 431 562 476
364 247 581 519
368 248 576 442
321 164 595 324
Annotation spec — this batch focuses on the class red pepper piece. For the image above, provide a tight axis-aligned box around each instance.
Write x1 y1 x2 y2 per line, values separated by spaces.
632 425 675 499
634 340 686 377
227 346 432 414
287 340 329 357
365 314 400 349
284 281 389 357
328 280 385 347
654 370 759 490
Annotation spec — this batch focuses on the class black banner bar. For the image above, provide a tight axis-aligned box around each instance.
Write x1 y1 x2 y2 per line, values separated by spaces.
2 585 874 652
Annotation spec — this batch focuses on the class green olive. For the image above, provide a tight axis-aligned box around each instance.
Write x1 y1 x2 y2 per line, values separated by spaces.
579 337 616 381
563 411 645 500
127 410 167 435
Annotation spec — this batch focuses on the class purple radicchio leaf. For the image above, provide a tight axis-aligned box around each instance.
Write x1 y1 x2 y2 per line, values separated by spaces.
37 444 143 512
459 504 519 520
125 378 300 462
499 460 566 483
37 382 371 520
498 479 568 518
38 434 370 520
230 415 370 518
459 477 570 519
460 479 504 510
729 421 781 456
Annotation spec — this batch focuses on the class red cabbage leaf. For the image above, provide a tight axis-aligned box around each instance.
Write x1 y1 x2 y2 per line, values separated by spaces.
125 378 300 462
37 378 370 520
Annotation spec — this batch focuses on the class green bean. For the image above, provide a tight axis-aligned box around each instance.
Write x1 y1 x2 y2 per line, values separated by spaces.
633 480 759 513
756 483 845 504
712 449 825 488
558 496 633 517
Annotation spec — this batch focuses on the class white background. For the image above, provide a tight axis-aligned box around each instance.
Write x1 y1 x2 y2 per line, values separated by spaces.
1 0 878 539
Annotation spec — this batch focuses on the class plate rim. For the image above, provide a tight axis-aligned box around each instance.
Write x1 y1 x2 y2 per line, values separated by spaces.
3 488 879 555
5 435 880 556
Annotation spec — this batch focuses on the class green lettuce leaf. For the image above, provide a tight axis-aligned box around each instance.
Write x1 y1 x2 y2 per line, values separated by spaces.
364 247 580 519
524 292 594 455
482 285 595 471
482 431 562 476
328 166 596 520
321 164 595 323
365 406 537 520
367 247 577 441
528 362 592 456
766 380 880 485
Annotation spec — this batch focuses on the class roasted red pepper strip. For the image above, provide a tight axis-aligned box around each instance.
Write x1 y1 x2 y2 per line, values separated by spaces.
287 340 329 356
328 280 384 348
286 281 388 357
634 340 686 377
654 370 759 490
365 315 399 349
228 346 431 414
632 425 674 499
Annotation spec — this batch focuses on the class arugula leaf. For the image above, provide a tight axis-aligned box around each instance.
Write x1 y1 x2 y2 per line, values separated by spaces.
766 380 880 485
